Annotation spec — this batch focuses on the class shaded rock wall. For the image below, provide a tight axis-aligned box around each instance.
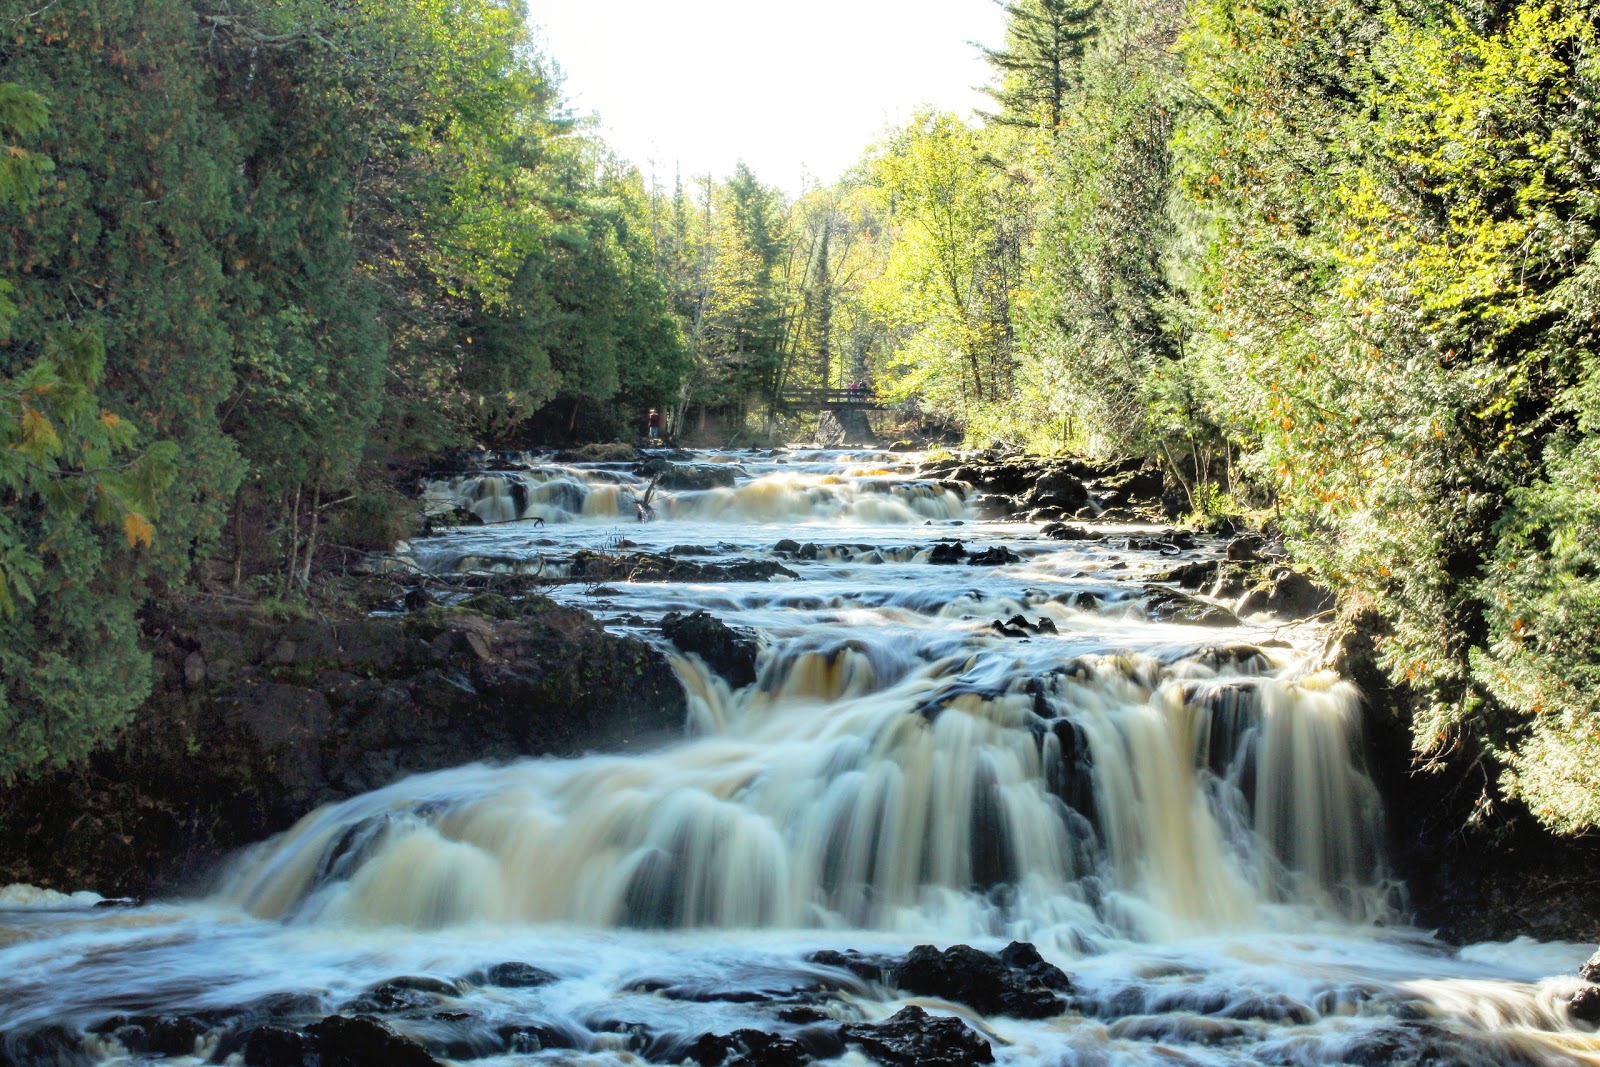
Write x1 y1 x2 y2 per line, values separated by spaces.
0 601 686 898
1329 604 1600 944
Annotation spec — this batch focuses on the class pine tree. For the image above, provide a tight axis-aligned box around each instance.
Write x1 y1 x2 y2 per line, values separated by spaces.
980 0 1102 131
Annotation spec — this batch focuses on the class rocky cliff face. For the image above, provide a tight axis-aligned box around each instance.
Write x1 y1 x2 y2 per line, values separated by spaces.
1327 603 1600 945
0 600 686 897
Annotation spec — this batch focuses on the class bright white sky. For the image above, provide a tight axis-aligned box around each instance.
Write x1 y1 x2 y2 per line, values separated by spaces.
529 0 1010 195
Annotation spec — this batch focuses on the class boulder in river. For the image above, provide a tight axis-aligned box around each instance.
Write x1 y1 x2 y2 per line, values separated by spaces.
839 1005 994 1067
683 1028 814 1067
1572 985 1600 1024
1235 566 1335 621
967 546 1020 567
1144 588 1241 627
661 610 760 688
890 942 1071 1019
1582 949 1600 983
309 1015 443 1067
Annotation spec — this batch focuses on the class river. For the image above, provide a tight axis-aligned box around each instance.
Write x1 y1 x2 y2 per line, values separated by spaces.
1 448 1596 1066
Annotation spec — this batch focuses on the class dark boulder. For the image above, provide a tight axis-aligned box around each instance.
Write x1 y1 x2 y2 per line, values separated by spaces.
242 1025 307 1067
1021 469 1088 513
839 1006 994 1067
1144 589 1241 627
1091 464 1165 513
1156 560 1218 590
1582 949 1600 983
967 546 1019 567
684 1029 813 1067
0 599 687 897
465 961 558 988
309 1015 443 1067
340 976 459 1015
1225 534 1266 562
805 949 891 985
1040 523 1098 541
661 611 760 688
650 463 739 491
90 1014 210 1057
890 942 1070 1018
1573 986 1600 1024
1235 567 1335 621
1 1026 89 1067
928 541 967 565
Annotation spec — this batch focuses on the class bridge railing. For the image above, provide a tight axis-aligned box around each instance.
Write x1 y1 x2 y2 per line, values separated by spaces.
778 387 886 409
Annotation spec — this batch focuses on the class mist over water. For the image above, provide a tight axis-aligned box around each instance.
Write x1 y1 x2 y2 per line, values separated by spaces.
3 449 1597 1066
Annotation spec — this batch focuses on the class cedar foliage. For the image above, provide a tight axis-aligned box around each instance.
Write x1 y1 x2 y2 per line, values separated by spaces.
0 0 688 779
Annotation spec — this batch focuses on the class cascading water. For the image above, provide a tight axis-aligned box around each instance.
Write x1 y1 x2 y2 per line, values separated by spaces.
2 448 1598 1067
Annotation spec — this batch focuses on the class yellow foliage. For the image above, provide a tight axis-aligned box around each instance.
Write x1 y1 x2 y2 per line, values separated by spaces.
123 511 154 548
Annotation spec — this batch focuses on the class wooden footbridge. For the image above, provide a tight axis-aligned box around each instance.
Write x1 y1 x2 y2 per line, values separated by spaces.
777 387 887 412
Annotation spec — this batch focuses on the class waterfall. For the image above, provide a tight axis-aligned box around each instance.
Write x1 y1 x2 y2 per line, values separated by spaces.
216 638 1390 945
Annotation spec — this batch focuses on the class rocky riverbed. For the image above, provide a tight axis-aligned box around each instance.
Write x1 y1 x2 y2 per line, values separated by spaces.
2 446 1598 1067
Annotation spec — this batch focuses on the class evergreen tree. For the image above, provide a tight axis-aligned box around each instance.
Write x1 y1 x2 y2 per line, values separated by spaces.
0 83 177 782
980 0 1103 131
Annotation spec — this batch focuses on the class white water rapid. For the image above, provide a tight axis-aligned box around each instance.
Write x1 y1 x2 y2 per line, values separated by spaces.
2 448 1597 1067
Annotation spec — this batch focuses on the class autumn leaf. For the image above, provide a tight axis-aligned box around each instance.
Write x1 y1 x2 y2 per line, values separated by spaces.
123 511 154 548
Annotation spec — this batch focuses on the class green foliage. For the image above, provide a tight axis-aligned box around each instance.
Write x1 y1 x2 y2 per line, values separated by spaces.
981 0 1102 130
0 326 178 782
1178 0 1600 829
2 1 244 581
326 485 417 554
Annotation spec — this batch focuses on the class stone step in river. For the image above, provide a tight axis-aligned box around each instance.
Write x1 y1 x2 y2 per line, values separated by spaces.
2 448 1597 1066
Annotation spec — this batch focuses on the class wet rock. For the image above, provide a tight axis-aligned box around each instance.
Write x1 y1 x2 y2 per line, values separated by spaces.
684 1029 812 1067
466 961 558 988
1583 948 1600 983
990 619 1030 638
1337 1020 1509 1067
309 1015 443 1067
1107 1014 1257 1045
839 1005 994 1067
341 976 459 1015
1039 522 1098 541
644 462 739 491
1219 992 1314 1024
570 550 798 584
1572 985 1600 1024
1225 534 1266 562
1154 560 1215 589
1091 464 1165 514
805 949 891 984
556 442 640 463
93 1014 212 1057
928 541 967 565
966 546 1019 567
0 599 687 898
1021 470 1089 513
0 1026 88 1066
890 942 1070 1018
497 1023 577 1054
1234 567 1335 621
1143 589 1241 627
242 1025 307 1067
661 610 760 688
